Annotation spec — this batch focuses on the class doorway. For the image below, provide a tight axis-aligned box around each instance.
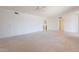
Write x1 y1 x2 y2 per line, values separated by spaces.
58 17 64 32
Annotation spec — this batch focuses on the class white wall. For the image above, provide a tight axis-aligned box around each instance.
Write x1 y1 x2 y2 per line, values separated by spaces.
0 8 44 38
62 10 79 33
47 18 58 31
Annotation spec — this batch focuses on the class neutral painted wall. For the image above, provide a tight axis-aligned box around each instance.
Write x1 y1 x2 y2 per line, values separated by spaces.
0 8 45 38
61 10 79 33
47 18 58 31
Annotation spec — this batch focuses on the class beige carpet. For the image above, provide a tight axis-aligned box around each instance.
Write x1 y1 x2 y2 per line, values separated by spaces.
0 31 79 52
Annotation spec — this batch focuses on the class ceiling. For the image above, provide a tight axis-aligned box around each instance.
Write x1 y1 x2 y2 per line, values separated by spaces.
0 6 73 18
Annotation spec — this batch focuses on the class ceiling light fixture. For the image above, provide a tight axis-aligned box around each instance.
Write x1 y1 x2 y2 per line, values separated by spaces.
14 12 19 14
34 6 46 10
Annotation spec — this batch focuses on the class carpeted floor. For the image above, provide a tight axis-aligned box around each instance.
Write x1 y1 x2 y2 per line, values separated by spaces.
0 31 79 52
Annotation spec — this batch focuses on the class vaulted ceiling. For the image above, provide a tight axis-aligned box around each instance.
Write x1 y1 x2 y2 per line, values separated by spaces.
0 6 73 18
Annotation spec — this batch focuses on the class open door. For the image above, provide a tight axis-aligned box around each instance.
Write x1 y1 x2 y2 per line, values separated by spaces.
58 17 64 32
